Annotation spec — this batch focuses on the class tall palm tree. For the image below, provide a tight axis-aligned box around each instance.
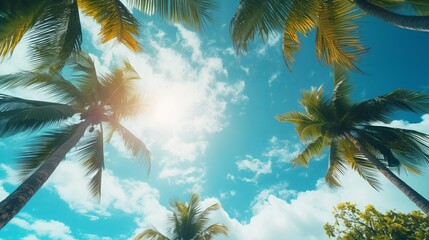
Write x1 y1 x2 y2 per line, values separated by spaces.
230 0 429 71
0 0 218 71
0 52 151 228
135 193 228 240
276 66 429 215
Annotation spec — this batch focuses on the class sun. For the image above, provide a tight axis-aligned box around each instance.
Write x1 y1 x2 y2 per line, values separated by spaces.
138 81 198 134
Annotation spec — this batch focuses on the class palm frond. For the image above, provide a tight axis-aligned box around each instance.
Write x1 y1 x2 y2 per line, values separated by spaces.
17 124 80 181
333 64 353 117
77 128 105 199
0 0 47 58
108 121 151 165
282 0 318 70
0 71 84 105
325 139 348 188
300 86 336 123
129 0 218 30
134 228 170 240
292 136 325 166
316 0 366 70
230 0 290 53
196 224 228 240
29 1 82 72
69 51 100 104
346 89 429 124
0 94 76 137
195 202 220 234
79 0 142 52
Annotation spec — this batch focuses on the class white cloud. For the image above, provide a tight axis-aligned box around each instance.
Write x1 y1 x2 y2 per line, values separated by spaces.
268 71 280 87
236 155 272 183
373 114 429 134
257 33 281 56
263 136 301 163
10 217 75 240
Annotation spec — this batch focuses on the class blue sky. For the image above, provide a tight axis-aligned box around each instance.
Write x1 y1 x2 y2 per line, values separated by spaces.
1 1 429 239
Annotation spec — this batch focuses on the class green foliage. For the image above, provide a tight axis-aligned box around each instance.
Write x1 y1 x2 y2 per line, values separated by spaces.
230 0 366 71
324 202 429 240
276 65 429 188
135 193 228 240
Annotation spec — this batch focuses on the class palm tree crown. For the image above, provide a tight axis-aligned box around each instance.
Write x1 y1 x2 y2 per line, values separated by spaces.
135 193 228 240
276 66 429 214
0 51 150 228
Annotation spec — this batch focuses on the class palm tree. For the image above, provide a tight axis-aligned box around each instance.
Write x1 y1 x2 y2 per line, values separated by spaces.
0 51 151 228
230 0 429 71
0 0 218 71
276 65 429 215
135 193 228 240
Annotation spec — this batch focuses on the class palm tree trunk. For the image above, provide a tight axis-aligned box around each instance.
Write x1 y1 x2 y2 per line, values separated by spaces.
354 0 429 32
0 121 90 229
344 132 429 215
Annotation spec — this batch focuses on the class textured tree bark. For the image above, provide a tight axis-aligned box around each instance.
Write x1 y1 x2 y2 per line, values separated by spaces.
344 132 429 215
354 0 429 32
0 121 90 229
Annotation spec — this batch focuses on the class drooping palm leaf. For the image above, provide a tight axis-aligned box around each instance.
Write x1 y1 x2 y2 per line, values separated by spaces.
17 124 80 180
346 89 429 124
316 0 366 71
79 0 142 52
196 223 228 240
76 128 105 198
129 0 218 30
135 228 170 240
0 0 47 58
230 0 290 53
282 0 318 70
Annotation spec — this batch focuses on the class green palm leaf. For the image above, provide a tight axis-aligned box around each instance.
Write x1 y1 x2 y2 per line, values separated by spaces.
129 0 218 30
79 0 142 52
134 228 170 240
17 124 80 180
325 139 348 188
0 94 76 137
108 121 151 164
0 71 84 105
230 0 290 53
282 0 318 70
346 89 429 124
292 136 325 166
77 128 105 198
0 0 47 58
316 0 366 71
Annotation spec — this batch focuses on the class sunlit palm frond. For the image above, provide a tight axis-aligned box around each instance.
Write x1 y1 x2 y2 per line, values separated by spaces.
134 228 170 240
316 0 366 70
99 60 141 107
196 223 228 240
346 89 429 124
408 0 429 15
108 121 151 164
292 136 325 166
77 128 105 198
230 0 290 53
195 202 220 234
0 0 47 58
0 94 76 137
79 0 142 52
282 0 318 70
17 124 79 181
129 0 218 30
300 86 336 123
